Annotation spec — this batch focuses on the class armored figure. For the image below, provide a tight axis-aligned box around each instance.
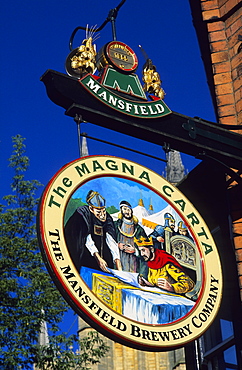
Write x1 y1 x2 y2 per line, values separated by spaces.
149 212 176 250
114 200 148 276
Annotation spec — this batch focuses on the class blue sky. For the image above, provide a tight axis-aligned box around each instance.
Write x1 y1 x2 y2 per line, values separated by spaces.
72 176 168 212
0 0 216 201
0 0 216 337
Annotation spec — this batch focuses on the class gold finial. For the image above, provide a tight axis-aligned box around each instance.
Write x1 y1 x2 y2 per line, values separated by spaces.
138 198 144 207
149 203 153 211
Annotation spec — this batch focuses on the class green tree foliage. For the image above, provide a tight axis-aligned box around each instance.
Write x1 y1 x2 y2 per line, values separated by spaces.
0 135 109 369
35 331 109 370
64 198 85 225
106 205 119 214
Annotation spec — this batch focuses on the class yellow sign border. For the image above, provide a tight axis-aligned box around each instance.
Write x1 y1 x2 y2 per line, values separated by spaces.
38 155 222 350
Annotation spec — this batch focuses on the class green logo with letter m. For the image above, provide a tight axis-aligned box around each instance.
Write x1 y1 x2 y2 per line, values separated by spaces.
102 68 147 100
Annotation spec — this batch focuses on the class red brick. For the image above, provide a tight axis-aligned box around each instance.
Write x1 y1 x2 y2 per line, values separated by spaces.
231 54 242 70
234 217 242 227
202 9 220 20
218 103 236 116
231 18 242 36
232 65 242 80
219 115 238 124
214 71 232 84
236 248 242 262
232 68 242 80
212 61 231 73
220 0 240 17
211 40 228 52
235 88 241 102
238 262 242 276
220 4 227 17
239 274 242 287
236 99 242 113
217 93 235 105
228 0 241 11
209 30 227 42
228 49 234 60
215 82 234 94
219 3 232 17
226 26 233 38
234 78 242 91
233 41 242 55
218 0 227 5
235 64 242 78
238 111 242 124
211 51 229 63
228 31 242 49
202 0 219 10
207 21 225 32
234 218 242 231
228 48 235 59
232 69 238 80
225 7 242 28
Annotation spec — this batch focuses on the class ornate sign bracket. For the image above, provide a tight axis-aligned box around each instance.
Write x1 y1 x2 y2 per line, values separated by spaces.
69 0 126 49
41 69 242 170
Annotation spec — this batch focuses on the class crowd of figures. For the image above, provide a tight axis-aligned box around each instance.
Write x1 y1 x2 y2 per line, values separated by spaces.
64 190 195 295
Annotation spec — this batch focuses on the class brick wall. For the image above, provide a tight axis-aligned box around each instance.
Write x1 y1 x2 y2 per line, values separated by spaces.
200 0 241 126
197 0 242 301
233 217 242 301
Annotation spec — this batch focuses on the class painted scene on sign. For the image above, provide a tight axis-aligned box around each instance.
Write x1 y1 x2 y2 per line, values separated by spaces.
64 177 201 325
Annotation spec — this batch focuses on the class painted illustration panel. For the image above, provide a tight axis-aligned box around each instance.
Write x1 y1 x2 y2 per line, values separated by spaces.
64 177 200 325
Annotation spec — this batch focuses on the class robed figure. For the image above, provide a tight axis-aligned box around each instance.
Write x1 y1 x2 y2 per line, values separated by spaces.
64 190 121 273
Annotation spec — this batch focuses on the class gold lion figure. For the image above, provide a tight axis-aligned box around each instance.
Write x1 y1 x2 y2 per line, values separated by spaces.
71 25 98 76
142 59 165 100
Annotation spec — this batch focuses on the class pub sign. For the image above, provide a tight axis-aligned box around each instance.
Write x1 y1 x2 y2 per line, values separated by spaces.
38 155 222 350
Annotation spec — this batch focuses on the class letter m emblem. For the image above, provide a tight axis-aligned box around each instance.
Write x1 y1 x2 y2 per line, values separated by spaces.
102 67 147 100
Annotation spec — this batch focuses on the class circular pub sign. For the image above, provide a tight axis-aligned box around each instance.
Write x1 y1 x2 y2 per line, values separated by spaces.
38 155 222 351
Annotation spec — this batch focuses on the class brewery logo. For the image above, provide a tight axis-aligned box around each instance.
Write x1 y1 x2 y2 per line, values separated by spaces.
65 28 171 118
38 156 222 351
98 41 138 74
